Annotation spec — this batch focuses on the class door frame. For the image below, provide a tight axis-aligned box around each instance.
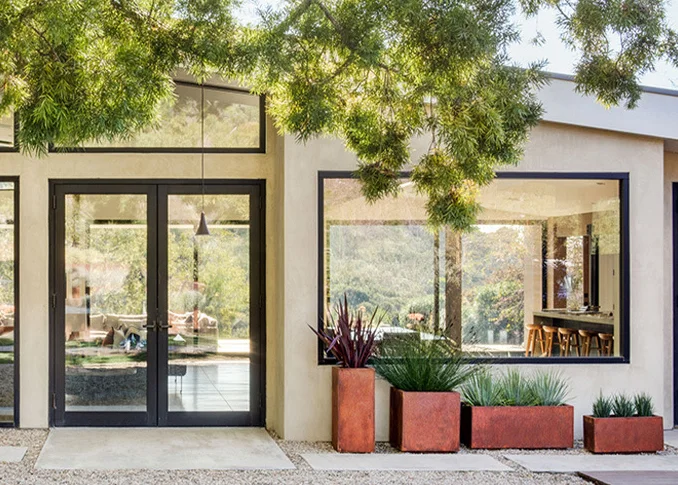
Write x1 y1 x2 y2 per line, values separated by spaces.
49 179 266 427
674 183 678 426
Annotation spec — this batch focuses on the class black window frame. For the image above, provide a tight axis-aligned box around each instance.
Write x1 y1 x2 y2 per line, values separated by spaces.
317 170 630 365
0 177 20 427
0 115 19 153
50 81 266 154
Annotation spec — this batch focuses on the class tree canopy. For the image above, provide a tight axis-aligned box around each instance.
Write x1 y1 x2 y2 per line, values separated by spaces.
1 0 676 228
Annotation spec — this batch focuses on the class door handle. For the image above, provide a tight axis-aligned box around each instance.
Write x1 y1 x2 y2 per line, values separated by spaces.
142 320 157 331
158 321 172 330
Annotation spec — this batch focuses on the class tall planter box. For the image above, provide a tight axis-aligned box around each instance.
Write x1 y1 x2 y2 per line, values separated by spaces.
332 367 375 453
583 415 664 453
389 387 460 452
461 405 574 449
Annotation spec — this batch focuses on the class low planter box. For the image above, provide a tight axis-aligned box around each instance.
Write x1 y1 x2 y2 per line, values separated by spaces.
389 387 460 452
461 404 574 449
583 415 664 453
332 367 375 453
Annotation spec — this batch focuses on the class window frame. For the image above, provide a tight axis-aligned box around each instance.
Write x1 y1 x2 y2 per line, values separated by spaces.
317 170 630 365
0 115 19 153
0 177 19 427
50 81 266 154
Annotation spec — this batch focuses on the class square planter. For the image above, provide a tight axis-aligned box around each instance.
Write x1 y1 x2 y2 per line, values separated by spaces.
389 387 460 452
461 405 574 449
583 415 664 453
332 367 375 453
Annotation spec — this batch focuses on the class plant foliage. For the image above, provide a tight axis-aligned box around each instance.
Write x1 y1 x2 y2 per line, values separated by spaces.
309 293 383 368
2 0 677 227
592 392 613 418
498 368 536 406
462 370 502 406
528 370 571 406
634 392 655 417
612 393 636 417
373 336 479 392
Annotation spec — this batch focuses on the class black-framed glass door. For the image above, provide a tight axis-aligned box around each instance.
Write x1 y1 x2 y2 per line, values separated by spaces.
50 181 264 427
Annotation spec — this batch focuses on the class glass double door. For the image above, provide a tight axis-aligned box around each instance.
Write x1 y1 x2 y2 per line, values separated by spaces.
51 182 264 426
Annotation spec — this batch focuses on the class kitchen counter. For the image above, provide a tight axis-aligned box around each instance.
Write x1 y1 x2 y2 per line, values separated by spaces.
533 310 614 334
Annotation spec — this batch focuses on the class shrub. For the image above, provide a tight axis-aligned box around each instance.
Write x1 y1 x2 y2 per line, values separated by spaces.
592 392 612 418
528 370 571 406
373 337 479 392
498 368 537 406
634 393 655 417
612 394 635 417
462 370 502 406
309 294 383 368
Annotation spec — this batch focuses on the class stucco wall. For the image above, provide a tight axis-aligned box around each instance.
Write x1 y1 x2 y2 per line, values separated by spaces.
282 122 669 441
0 115 285 429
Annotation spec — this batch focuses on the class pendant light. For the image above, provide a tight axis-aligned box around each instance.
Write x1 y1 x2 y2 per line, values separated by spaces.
195 83 210 236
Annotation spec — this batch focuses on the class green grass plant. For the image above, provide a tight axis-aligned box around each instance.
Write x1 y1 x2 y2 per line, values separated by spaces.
462 370 502 406
612 393 635 417
373 337 479 392
634 393 654 417
528 370 571 406
498 368 537 406
592 392 612 417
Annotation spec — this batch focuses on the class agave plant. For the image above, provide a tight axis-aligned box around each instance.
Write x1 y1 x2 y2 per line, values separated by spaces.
462 370 502 406
592 391 613 418
309 294 383 368
634 392 655 417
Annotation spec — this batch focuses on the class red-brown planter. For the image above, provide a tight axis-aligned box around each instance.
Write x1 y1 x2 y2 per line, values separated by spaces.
583 415 664 453
389 387 460 452
461 405 574 449
332 367 375 453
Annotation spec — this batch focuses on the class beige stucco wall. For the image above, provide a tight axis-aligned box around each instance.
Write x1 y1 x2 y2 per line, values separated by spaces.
282 122 670 441
0 115 285 430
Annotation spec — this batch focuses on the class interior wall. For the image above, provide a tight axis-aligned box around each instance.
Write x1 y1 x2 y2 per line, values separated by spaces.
283 121 667 441
0 114 284 430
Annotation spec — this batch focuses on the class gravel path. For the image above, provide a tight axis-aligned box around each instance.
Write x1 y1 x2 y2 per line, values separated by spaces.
2 428 673 485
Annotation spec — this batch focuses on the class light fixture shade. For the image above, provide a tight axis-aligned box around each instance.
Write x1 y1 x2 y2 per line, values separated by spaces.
196 211 210 236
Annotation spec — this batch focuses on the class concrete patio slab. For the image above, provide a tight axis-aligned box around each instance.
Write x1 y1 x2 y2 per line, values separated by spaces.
0 446 27 462
35 428 295 470
505 454 678 472
301 453 512 471
664 429 678 449
578 471 678 485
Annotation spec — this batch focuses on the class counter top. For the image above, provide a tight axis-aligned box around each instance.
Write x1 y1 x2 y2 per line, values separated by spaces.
533 310 614 326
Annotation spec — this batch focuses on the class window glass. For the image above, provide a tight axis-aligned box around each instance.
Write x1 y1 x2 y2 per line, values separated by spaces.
0 114 13 148
0 182 15 422
321 176 623 359
84 84 262 150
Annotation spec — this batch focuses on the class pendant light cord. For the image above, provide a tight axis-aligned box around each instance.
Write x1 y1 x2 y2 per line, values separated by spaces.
201 83 206 211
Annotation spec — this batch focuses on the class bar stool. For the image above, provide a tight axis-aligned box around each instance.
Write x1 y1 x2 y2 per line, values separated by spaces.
578 330 601 356
558 328 581 356
525 323 545 357
542 326 559 357
599 333 614 356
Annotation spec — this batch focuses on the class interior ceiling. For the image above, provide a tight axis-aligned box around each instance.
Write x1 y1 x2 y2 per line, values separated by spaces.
326 178 619 222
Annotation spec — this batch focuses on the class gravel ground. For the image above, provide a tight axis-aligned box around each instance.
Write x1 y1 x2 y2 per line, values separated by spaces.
0 428 674 485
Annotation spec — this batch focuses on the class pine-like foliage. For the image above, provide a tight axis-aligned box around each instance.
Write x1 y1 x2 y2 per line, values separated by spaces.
2 0 677 228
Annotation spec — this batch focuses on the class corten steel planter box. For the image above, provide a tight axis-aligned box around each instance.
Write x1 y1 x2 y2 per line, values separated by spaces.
332 367 375 453
389 387 460 452
461 405 574 449
583 415 664 453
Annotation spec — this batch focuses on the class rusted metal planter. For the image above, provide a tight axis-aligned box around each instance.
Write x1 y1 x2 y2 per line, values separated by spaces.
461 405 574 449
583 415 664 453
389 387 460 452
332 367 375 453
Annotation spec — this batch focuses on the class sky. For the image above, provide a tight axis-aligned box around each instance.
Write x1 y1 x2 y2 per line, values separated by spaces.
236 1 678 90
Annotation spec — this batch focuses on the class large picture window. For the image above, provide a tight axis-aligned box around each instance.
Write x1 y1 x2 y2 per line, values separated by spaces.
319 173 628 362
65 82 265 153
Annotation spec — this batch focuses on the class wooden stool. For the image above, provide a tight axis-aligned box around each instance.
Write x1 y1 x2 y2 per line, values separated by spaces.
599 333 614 356
542 326 559 357
558 328 581 356
578 330 601 356
525 323 545 356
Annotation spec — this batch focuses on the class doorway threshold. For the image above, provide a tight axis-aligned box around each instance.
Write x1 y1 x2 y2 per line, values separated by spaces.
35 428 294 470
